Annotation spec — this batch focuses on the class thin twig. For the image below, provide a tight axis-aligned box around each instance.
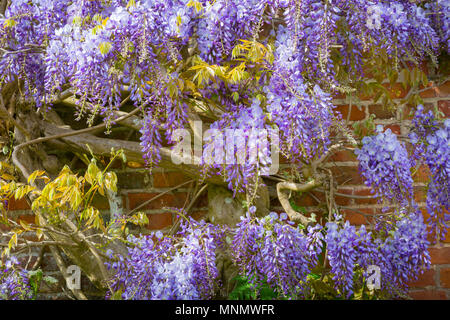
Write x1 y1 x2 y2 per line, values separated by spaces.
169 183 208 236
127 179 195 216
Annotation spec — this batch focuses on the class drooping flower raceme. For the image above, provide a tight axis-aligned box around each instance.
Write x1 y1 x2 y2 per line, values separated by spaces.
355 125 415 208
231 210 323 298
409 105 450 241
231 208 430 299
106 213 223 300
375 209 431 296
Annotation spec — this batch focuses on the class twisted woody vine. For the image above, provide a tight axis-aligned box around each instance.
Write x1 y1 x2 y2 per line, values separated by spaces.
0 0 448 300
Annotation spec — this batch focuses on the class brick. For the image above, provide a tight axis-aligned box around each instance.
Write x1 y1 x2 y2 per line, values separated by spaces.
342 208 373 225
429 246 450 264
16 214 35 225
89 194 127 210
128 192 187 210
334 105 366 121
419 88 437 99
418 81 439 99
436 81 450 97
152 171 191 188
191 210 208 220
413 186 427 203
401 103 435 120
418 61 429 74
368 104 396 119
408 269 436 288
344 212 366 225
330 166 364 185
409 289 447 300
413 165 431 184
440 268 450 289
384 124 401 135
333 91 347 100
117 171 152 189
334 188 353 206
385 83 408 99
146 212 173 230
329 150 358 162
438 100 450 117
296 193 319 207
353 188 378 205
443 235 450 244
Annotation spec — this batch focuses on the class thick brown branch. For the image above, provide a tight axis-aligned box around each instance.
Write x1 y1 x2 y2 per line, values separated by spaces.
41 120 227 185
276 180 322 225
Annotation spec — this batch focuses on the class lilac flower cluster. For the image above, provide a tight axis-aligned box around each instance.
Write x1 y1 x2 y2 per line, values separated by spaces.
326 219 369 297
231 210 323 298
409 105 450 241
0 0 69 107
261 25 337 164
106 212 223 300
355 125 415 208
375 209 431 296
231 208 430 299
325 210 430 298
201 98 274 194
0 257 33 300
425 0 450 53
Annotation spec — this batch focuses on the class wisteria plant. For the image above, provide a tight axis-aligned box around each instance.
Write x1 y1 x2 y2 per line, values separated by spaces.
0 0 448 300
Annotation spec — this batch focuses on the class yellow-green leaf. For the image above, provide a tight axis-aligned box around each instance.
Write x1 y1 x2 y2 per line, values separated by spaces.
1 173 15 181
3 19 17 28
98 42 113 55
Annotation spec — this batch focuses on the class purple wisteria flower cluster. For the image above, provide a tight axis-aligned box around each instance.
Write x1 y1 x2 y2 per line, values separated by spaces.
229 207 430 299
326 209 430 298
409 105 450 241
376 209 431 296
325 219 370 297
355 125 415 208
230 209 323 298
201 98 274 194
425 0 450 53
0 257 33 300
106 212 224 300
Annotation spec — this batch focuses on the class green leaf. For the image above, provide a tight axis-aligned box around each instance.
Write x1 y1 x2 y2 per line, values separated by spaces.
3 19 17 28
43 276 58 285
232 92 239 103
98 42 113 55
110 289 123 300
